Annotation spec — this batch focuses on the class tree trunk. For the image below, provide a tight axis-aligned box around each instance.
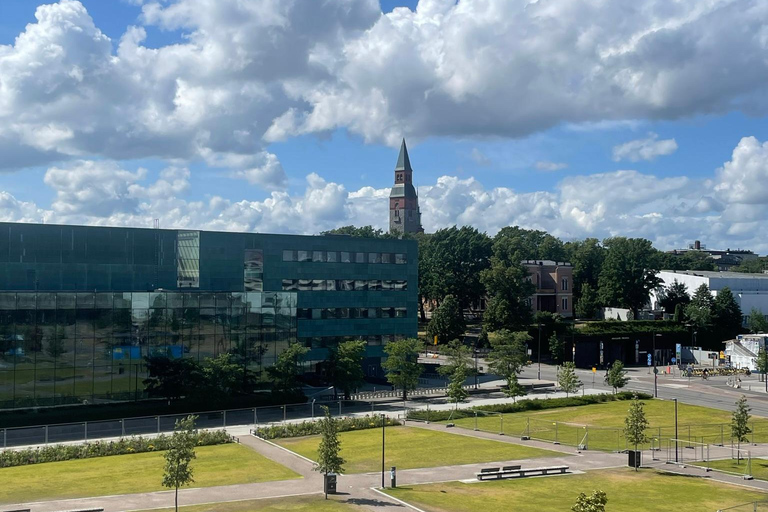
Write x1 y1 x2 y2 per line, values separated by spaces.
419 296 427 322
402 388 408 402
175 486 179 512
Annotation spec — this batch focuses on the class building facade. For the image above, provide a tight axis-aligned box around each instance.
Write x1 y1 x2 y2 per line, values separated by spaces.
666 240 758 271
523 260 573 318
389 139 423 234
0 222 418 409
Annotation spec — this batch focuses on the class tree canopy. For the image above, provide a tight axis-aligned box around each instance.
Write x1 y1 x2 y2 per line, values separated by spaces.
382 338 424 401
597 237 661 317
487 329 530 398
329 339 367 400
657 280 690 314
426 294 466 344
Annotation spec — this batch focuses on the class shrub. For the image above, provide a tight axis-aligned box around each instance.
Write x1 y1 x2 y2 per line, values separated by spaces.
0 429 234 469
253 414 401 440
406 392 651 422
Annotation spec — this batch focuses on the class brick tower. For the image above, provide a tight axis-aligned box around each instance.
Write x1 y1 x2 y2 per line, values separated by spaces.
389 139 423 234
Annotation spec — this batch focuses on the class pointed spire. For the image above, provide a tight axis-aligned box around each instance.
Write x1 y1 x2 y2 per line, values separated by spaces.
395 138 412 172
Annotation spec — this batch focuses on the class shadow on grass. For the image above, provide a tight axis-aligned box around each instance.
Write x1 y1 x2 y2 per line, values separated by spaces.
344 497 405 507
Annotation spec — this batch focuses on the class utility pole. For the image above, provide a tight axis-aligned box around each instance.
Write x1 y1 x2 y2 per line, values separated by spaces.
674 398 679 463
537 322 542 380
381 414 386 488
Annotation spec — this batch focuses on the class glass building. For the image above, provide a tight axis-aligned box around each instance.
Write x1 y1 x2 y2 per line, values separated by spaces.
0 222 418 409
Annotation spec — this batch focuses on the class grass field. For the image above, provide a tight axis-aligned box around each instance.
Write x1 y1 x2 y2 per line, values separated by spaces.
134 495 358 512
704 457 768 480
385 469 768 512
0 443 300 504
275 426 560 473
451 399 768 451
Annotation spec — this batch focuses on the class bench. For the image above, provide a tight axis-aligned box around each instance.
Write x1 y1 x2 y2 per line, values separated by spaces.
3 508 31 512
476 465 569 480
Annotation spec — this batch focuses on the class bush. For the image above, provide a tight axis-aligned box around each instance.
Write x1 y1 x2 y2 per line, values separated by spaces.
406 392 651 422
253 414 401 440
0 429 234 469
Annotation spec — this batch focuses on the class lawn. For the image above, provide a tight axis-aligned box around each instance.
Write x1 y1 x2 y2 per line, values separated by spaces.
133 495 358 512
0 443 300 504
451 399 768 451
385 469 768 512
704 457 768 480
275 426 560 473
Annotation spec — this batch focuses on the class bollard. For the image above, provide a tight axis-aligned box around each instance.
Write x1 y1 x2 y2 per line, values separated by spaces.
338 400 342 416
499 415 504 435
157 416 160 434
474 411 478 431
44 425 48 445
253 408 257 425
122 418 125 437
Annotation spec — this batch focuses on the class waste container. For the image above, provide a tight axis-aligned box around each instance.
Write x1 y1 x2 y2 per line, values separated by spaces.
628 450 641 468
324 473 337 494
390 466 397 488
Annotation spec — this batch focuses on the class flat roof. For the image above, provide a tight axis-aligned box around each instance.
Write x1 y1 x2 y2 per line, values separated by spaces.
660 270 768 279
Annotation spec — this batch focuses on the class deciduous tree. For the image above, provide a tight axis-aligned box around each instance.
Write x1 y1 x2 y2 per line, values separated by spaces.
487 330 530 399
329 339 366 400
267 342 309 397
572 490 608 512
437 340 475 407
427 295 466 345
685 283 714 328
605 360 629 393
597 237 661 318
731 395 752 463
314 406 345 499
713 287 743 338
382 338 424 401
623 394 649 470
558 362 581 397
163 415 197 512
749 308 768 334
657 280 690 314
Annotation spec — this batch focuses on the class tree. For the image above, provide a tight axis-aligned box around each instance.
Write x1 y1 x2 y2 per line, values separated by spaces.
685 284 714 328
657 280 690 315
23 325 43 353
45 327 67 359
575 283 600 319
731 395 752 462
163 415 197 512
572 490 608 512
267 342 309 397
329 339 366 400
757 348 768 391
321 225 386 238
487 330 530 399
713 287 743 338
597 237 661 318
605 360 629 393
673 303 684 323
481 259 535 332
558 362 581 397
731 258 766 274
201 353 255 398
493 226 567 262
382 338 424 401
623 394 649 471
549 333 565 364
565 238 606 301
426 295 466 345
437 340 474 407
144 356 204 401
314 406 345 499
748 308 768 334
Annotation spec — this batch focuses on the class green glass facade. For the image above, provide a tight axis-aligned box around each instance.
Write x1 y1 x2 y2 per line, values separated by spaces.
0 223 418 409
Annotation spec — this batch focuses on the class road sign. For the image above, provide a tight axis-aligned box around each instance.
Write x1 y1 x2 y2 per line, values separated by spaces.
676 343 682 363
647 353 652 366
671 357 677 364
653 367 659 374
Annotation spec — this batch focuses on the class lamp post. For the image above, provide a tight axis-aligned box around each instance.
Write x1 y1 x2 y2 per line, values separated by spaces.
537 321 542 380
674 398 679 463
653 333 662 398
381 413 386 488
474 348 479 389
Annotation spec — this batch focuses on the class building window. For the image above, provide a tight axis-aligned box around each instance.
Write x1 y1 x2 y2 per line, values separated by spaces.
355 252 366 263
327 251 338 263
244 249 263 292
561 277 568 291
282 250 296 262
395 253 407 264
176 231 200 288
395 307 407 318
382 253 392 264
368 252 381 264
340 251 351 263
313 251 325 262
562 297 568 310
297 250 310 262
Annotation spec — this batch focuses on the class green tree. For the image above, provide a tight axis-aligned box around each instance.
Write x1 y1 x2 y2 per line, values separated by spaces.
45 326 67 359
267 342 309 397
605 360 629 393
558 362 581 397
329 339 366 400
427 295 466 345
673 303 684 323
23 325 43 353
757 348 768 391
657 280 690 314
549 333 565 364
572 490 608 512
321 225 386 238
748 308 768 334
493 226 567 262
731 395 752 463
201 353 255 398
382 338 424 401
597 237 661 318
623 394 649 470
731 257 766 273
575 283 600 319
163 415 197 512
481 257 535 332
685 283 714 328
437 340 474 407
144 356 204 401
565 238 606 301
713 287 743 339
487 330 530 398
314 406 345 499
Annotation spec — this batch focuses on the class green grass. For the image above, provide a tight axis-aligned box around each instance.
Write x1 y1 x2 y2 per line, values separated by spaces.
133 495 358 512
275 426 561 473
385 468 768 512
0 443 301 504
451 400 768 451
705 458 768 480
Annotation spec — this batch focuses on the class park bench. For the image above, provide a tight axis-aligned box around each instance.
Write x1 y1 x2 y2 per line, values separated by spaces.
51 508 104 512
476 465 568 480
3 508 31 512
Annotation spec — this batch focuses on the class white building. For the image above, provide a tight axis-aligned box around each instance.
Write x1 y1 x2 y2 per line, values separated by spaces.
724 334 768 370
651 270 768 326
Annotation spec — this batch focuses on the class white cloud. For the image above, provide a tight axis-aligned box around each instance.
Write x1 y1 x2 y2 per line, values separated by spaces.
535 161 568 172
470 148 491 166
612 133 678 162
714 136 768 205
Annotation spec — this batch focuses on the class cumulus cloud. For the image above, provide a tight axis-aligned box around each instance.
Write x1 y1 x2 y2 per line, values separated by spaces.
535 161 569 172
612 133 678 162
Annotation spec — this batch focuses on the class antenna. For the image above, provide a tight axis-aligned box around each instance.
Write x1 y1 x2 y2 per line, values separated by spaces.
153 219 160 229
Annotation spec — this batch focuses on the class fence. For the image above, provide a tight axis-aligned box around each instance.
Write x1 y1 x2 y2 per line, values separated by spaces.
649 438 755 480
716 502 768 511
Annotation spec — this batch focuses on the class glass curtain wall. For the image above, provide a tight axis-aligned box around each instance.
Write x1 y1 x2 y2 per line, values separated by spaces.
0 291 296 408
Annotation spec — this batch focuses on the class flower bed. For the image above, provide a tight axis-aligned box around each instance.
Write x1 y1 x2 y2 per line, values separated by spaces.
0 429 234 468
253 414 401 440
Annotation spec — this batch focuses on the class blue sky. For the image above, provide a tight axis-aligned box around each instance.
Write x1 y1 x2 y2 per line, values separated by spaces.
1 0 768 252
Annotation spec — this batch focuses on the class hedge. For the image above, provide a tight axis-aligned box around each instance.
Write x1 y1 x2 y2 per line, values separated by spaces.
406 391 653 422
0 429 234 469
253 414 401 440
577 320 687 336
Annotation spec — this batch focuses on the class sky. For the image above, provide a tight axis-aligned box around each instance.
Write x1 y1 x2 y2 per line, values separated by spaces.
1 0 768 252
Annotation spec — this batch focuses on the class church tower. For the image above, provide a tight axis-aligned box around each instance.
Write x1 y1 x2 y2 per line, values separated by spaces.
389 139 423 234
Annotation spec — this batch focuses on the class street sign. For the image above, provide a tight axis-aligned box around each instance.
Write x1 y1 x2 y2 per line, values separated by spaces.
676 343 682 363
653 367 659 374
647 353 652 366
671 357 677 364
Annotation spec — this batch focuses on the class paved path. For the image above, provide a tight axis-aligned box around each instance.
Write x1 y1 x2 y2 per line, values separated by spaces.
8 422 768 512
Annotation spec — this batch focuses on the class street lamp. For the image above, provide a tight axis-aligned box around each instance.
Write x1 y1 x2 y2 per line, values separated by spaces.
537 321 542 380
653 333 662 398
674 398 679 463
381 413 386 488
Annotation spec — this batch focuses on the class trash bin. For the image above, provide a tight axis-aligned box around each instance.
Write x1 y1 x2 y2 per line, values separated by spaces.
324 473 337 494
390 466 397 488
628 450 641 468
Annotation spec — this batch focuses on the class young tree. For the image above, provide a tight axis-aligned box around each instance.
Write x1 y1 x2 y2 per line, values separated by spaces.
685 283 714 328
487 330 531 399
757 348 768 391
163 415 197 512
267 342 309 397
558 362 582 397
329 339 367 400
731 395 752 463
604 360 629 393
575 283 600 319
382 338 424 401
426 294 466 345
713 287 743 338
314 406 345 499
437 340 475 407
549 333 565 364
623 394 649 470
748 308 768 334
572 490 608 512
597 237 661 318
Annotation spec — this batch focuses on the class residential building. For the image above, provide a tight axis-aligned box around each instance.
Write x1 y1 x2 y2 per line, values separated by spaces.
389 139 423 234
651 270 768 326
522 260 572 318
0 222 418 409
667 240 758 271
724 334 768 371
